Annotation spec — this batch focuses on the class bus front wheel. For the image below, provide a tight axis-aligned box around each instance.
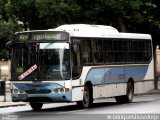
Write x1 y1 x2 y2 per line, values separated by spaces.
77 86 92 108
30 102 43 111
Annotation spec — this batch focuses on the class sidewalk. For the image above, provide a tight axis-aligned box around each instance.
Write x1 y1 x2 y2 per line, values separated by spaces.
147 88 160 94
0 101 27 108
0 91 28 108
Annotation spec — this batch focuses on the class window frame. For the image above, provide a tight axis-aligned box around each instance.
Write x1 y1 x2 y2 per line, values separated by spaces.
71 37 152 67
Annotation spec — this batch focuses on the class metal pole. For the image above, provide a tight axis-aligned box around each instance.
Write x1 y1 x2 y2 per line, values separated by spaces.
4 79 6 102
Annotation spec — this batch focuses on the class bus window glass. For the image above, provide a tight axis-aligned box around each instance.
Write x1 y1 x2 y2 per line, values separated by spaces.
72 44 82 78
133 41 143 63
82 39 93 64
114 40 124 63
92 40 103 64
123 40 134 63
144 41 152 62
12 43 71 80
103 40 113 51
103 40 114 63
39 43 71 80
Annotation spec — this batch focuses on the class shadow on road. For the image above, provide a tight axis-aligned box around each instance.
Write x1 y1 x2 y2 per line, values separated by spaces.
22 101 117 114
17 94 160 115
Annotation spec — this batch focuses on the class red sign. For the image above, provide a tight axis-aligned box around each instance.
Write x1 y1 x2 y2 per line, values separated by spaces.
18 64 38 80
19 94 28 98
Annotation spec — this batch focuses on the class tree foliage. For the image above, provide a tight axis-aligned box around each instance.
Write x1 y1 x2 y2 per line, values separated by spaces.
0 0 19 57
5 0 160 32
0 0 160 56
5 0 80 29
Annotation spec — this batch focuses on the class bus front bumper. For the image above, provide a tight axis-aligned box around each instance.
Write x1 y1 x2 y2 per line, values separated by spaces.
12 92 72 102
11 83 72 103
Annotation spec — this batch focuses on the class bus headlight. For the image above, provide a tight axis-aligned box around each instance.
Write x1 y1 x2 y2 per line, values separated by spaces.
12 89 24 93
54 88 64 93
54 88 70 93
13 89 19 93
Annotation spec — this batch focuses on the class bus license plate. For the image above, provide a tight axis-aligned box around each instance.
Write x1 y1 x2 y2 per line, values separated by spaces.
19 94 28 98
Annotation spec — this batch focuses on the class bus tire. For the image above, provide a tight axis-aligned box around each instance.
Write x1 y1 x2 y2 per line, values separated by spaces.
30 102 43 111
116 82 134 104
77 86 92 108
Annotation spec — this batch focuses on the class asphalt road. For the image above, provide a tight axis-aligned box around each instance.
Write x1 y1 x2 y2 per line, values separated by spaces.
0 94 160 120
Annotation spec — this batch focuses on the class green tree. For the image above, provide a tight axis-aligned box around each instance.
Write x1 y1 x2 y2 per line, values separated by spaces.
6 0 80 29
5 0 160 33
0 0 19 58
4 0 160 47
86 0 157 33
0 19 19 57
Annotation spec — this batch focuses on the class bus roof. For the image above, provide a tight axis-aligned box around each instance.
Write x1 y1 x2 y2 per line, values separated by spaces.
54 24 152 40
119 33 151 40
16 24 151 40
54 24 119 38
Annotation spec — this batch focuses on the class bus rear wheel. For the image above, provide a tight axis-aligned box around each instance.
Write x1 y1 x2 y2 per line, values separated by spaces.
77 86 92 108
30 102 43 111
115 82 134 104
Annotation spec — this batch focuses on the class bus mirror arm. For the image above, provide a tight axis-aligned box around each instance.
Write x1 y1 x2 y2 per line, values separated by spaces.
6 40 13 50
1 41 13 60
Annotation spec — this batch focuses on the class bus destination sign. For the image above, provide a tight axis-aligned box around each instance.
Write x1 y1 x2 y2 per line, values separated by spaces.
31 33 61 41
15 31 69 42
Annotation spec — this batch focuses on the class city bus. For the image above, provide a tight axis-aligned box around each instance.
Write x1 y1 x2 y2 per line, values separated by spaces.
8 24 154 110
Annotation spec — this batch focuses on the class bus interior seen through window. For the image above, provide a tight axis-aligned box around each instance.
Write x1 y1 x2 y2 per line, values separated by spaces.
81 39 152 65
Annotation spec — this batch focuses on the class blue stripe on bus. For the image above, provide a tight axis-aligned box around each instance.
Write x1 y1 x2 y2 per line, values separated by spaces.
86 66 149 84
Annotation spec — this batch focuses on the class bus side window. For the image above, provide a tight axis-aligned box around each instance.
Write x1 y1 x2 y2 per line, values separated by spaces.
92 39 103 64
123 40 134 63
72 44 82 78
82 39 93 64
103 39 114 64
114 40 124 63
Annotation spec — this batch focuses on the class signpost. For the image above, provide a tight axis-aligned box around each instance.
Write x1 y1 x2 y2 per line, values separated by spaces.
0 68 6 102
0 80 5 96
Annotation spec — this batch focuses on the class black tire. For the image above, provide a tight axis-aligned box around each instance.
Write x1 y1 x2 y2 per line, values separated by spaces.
116 82 134 104
30 102 43 111
126 82 134 102
77 86 92 108
115 96 124 104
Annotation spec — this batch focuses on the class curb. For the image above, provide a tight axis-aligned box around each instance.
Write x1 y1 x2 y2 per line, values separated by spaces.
0 102 27 108
135 89 160 96
147 89 160 94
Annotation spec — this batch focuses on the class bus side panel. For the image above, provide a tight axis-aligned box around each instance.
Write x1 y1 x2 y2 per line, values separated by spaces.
93 84 116 98
144 60 154 81
125 65 146 94
125 62 154 94
93 83 127 98
141 60 154 93
143 81 154 93
72 86 84 101
134 80 154 94
86 68 105 99
104 67 126 97
86 67 126 99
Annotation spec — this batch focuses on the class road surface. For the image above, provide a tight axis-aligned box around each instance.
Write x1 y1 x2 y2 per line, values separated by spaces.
0 94 160 120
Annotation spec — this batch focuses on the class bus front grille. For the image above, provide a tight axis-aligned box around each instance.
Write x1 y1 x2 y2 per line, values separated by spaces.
25 97 53 102
25 89 52 94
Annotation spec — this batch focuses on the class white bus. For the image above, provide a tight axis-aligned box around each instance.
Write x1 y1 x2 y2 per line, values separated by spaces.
9 24 154 110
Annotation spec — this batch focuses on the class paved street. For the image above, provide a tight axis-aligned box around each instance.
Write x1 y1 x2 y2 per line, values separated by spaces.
0 94 160 120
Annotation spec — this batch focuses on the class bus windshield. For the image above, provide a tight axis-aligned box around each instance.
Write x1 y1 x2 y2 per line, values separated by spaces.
11 43 71 81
